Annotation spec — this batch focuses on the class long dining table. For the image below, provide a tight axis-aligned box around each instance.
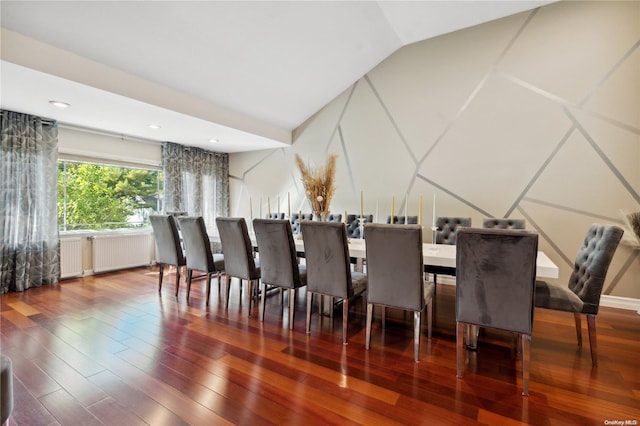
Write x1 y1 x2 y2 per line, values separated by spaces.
292 238 559 279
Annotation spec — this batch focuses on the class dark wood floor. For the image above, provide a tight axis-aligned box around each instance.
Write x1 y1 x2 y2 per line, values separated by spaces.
1 267 639 425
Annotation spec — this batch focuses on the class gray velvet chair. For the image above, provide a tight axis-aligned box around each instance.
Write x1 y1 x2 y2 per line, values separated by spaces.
535 224 623 367
426 216 472 290
364 224 433 362
253 218 307 329
435 216 472 244
216 217 261 315
266 212 285 220
456 227 538 396
178 216 225 304
386 216 418 224
290 212 313 235
301 220 367 344
483 218 526 229
149 215 186 296
346 214 373 239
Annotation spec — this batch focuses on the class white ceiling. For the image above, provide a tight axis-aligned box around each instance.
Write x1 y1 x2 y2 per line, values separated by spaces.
0 1 551 153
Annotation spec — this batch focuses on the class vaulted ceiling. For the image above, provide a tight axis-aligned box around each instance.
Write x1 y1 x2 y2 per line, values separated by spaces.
1 1 551 152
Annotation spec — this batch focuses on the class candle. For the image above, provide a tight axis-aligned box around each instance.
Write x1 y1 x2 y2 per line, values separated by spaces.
360 191 364 219
405 194 408 223
432 193 436 227
344 210 348 225
268 197 271 217
259 196 262 219
288 192 291 218
249 197 253 222
299 210 302 224
375 199 379 223
391 196 395 224
278 196 281 217
418 196 422 225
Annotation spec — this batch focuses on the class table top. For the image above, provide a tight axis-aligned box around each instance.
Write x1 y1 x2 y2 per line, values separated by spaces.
294 238 559 279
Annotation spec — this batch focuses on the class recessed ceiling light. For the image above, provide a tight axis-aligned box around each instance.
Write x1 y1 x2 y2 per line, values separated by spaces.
148 124 161 129
49 100 70 108
209 138 219 143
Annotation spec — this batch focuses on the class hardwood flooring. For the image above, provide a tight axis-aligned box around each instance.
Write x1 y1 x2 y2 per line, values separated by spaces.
1 267 639 425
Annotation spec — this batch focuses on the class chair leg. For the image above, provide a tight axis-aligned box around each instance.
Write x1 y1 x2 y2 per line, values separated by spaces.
342 299 349 345
456 321 465 378
225 275 232 310
587 314 598 367
186 269 193 299
176 266 183 297
288 289 295 330
521 334 531 396
574 313 583 347
306 292 313 334
176 266 181 294
247 280 254 317
426 300 433 339
381 306 386 330
158 264 164 291
260 282 267 322
365 303 373 350
205 273 212 305
413 311 421 362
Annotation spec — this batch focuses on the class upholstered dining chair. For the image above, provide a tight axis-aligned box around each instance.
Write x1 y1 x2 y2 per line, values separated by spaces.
216 217 261 315
253 219 307 329
149 215 186 296
266 213 285 220
386 216 418 225
364 224 433 362
456 227 539 396
426 216 472 291
178 216 225 304
290 212 313 235
535 224 623 367
326 213 343 222
301 220 367 344
483 218 526 229
346 214 373 239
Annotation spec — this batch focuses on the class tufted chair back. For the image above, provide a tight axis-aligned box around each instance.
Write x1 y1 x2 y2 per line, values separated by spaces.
326 213 343 222
568 224 624 314
386 216 418 225
483 218 526 229
435 217 472 245
266 212 285 220
346 214 374 239
290 212 313 235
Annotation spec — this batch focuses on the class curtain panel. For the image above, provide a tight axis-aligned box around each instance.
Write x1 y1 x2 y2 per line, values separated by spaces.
1 110 60 293
162 142 229 233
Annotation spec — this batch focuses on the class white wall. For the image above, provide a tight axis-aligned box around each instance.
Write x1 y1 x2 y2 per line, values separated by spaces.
229 1 640 299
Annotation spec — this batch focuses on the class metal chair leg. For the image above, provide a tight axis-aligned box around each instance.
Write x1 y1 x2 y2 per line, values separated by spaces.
574 313 583 347
342 299 349 345
587 314 598 367
413 311 421 362
521 334 531 396
306 292 313 334
288 289 295 330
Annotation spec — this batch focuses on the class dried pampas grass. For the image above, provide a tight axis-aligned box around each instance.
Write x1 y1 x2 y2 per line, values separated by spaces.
295 153 338 219
621 210 640 249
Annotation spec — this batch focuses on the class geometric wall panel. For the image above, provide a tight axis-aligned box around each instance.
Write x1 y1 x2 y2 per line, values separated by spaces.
230 1 640 298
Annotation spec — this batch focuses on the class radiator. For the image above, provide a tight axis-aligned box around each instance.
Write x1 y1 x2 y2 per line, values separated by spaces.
60 237 83 278
92 233 154 273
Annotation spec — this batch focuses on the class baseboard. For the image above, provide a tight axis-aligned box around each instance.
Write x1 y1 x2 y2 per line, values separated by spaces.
600 295 640 313
83 269 94 277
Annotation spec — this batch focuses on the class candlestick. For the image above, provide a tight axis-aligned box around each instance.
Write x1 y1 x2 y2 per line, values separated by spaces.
391 196 395 224
405 194 408 224
432 193 436 227
288 192 291 218
360 191 363 219
418 196 422 226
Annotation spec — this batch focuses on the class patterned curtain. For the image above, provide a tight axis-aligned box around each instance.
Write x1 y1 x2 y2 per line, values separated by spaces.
1 110 60 293
162 142 229 233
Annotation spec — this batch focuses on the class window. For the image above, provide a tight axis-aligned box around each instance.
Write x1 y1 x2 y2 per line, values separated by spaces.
57 161 163 231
